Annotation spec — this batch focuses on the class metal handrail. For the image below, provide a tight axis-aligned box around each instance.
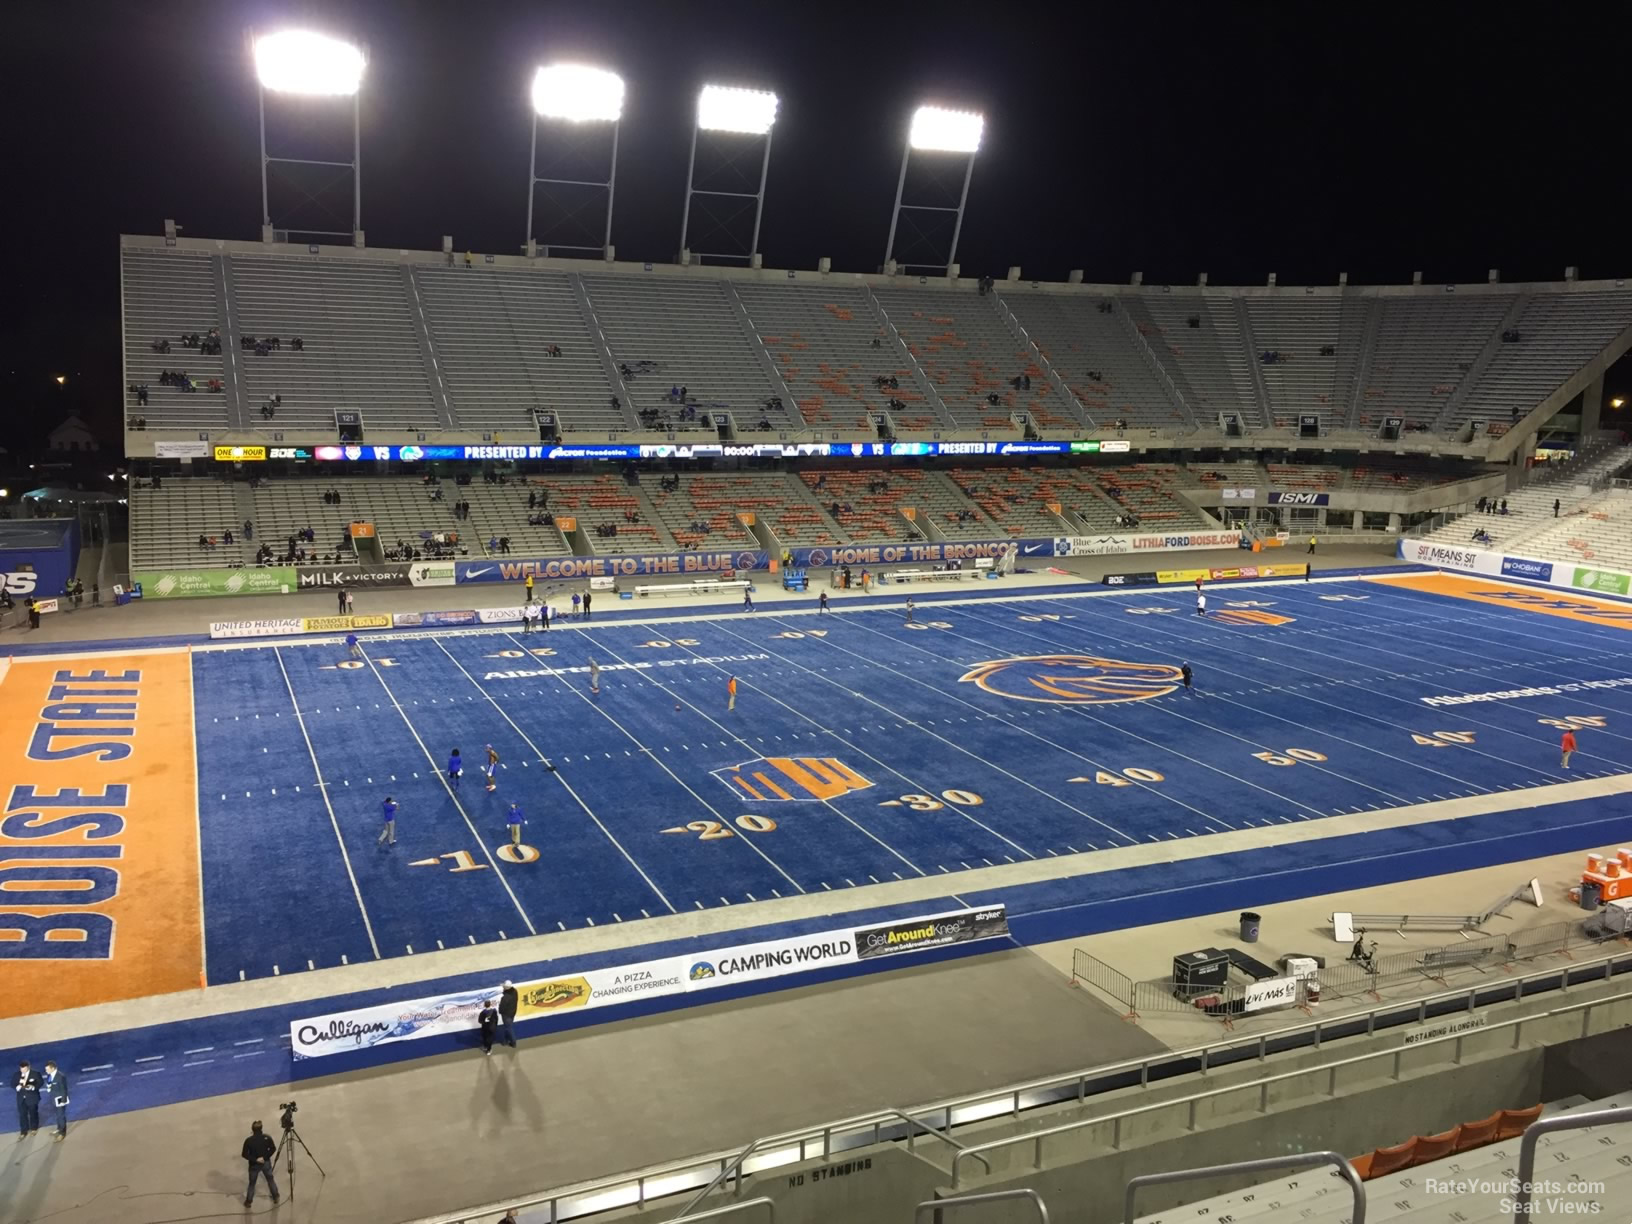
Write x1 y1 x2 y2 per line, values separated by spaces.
673 1139 763 1220
949 981 1632 1187
663 1197 774 1224
883 1108 991 1175
915 1189 1050 1223
1510 1105 1632 1221
414 946 1632 1223
1123 1151 1364 1224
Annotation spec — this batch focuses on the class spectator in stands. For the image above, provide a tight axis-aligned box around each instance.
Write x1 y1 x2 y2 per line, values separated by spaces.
224 529 235 545
198 533 210 551
1500 499 1508 515
292 337 304 351
1476 497 1487 514
488 535 499 554
1554 498 1561 517
243 519 253 540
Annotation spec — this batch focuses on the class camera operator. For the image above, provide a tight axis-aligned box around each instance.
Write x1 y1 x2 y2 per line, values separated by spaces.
241 1119 280 1207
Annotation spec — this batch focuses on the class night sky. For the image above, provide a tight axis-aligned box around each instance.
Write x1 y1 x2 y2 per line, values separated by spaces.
5 0 1630 445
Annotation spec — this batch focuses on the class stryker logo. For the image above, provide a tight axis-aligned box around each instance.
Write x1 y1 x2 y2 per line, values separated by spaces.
296 1018 392 1047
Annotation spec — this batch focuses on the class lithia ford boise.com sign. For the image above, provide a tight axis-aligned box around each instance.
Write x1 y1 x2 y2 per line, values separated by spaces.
289 904 1007 1058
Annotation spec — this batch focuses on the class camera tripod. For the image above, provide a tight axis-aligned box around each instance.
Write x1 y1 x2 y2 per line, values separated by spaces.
276 1117 325 1201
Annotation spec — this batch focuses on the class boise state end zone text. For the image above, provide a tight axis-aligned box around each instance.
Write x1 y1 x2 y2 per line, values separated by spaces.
1 668 143 960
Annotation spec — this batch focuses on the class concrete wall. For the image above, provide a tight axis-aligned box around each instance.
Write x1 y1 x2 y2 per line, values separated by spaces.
928 997 1632 1222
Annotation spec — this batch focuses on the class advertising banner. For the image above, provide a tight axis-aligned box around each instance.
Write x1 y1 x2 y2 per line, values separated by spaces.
684 927 860 990
392 609 479 628
408 561 457 588
1500 556 1554 583
290 904 1007 1059
792 540 1043 568
458 551 768 583
1219 488 1258 501
153 440 210 459
1396 540 1502 576
294 565 411 589
853 906 1010 960
1154 563 1309 585
1102 572 1158 586
1268 491 1329 506
32 597 60 614
209 618 307 640
1128 531 1242 551
300 614 392 633
1242 976 1300 1013
213 445 266 462
476 607 526 624
1573 567 1632 597
134 567 297 598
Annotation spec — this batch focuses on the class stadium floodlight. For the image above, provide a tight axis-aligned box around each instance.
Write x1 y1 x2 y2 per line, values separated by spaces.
679 85 779 265
531 64 625 123
252 28 366 243
254 30 365 96
909 106 983 153
698 85 778 136
526 65 625 258
884 103 985 274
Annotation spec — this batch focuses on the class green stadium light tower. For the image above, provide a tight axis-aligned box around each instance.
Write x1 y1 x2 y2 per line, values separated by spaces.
678 85 779 267
252 29 367 246
526 64 625 259
883 105 984 275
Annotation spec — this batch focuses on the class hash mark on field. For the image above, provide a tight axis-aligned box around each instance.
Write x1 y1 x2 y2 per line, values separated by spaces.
81 1064 113 1072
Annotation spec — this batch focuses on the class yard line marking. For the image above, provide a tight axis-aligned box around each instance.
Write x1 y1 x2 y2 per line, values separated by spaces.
523 632 805 895
1056 589 1600 784
358 645 537 935
578 631 935 879
435 637 677 914
727 618 1148 844
273 647 382 960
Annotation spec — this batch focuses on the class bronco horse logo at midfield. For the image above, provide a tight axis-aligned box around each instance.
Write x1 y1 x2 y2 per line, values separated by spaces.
959 655 1185 704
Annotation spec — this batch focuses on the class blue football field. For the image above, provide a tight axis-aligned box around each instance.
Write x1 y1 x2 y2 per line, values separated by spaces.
193 573 1632 985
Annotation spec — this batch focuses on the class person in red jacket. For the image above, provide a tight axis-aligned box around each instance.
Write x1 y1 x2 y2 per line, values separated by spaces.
1561 729 1577 768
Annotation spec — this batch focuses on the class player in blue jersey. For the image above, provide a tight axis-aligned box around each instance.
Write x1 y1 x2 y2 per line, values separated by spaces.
506 802 525 846
346 632 362 659
378 796 398 846
447 748 463 790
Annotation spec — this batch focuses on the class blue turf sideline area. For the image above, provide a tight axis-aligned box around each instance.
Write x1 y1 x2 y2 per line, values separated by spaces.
194 573 1632 983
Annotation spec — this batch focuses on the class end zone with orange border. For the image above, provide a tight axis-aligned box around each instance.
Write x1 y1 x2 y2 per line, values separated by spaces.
0 651 202 1017
1369 571 1632 631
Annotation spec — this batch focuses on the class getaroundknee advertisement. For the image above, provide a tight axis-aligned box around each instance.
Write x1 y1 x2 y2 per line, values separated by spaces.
289 904 1007 1058
852 906 1010 960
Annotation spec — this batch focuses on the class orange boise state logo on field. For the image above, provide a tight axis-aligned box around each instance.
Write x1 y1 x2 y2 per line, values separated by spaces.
959 655 1184 705
713 756 874 803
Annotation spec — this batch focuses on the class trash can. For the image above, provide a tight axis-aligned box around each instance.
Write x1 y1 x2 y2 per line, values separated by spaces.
1581 880 1604 911
1239 911 1261 943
